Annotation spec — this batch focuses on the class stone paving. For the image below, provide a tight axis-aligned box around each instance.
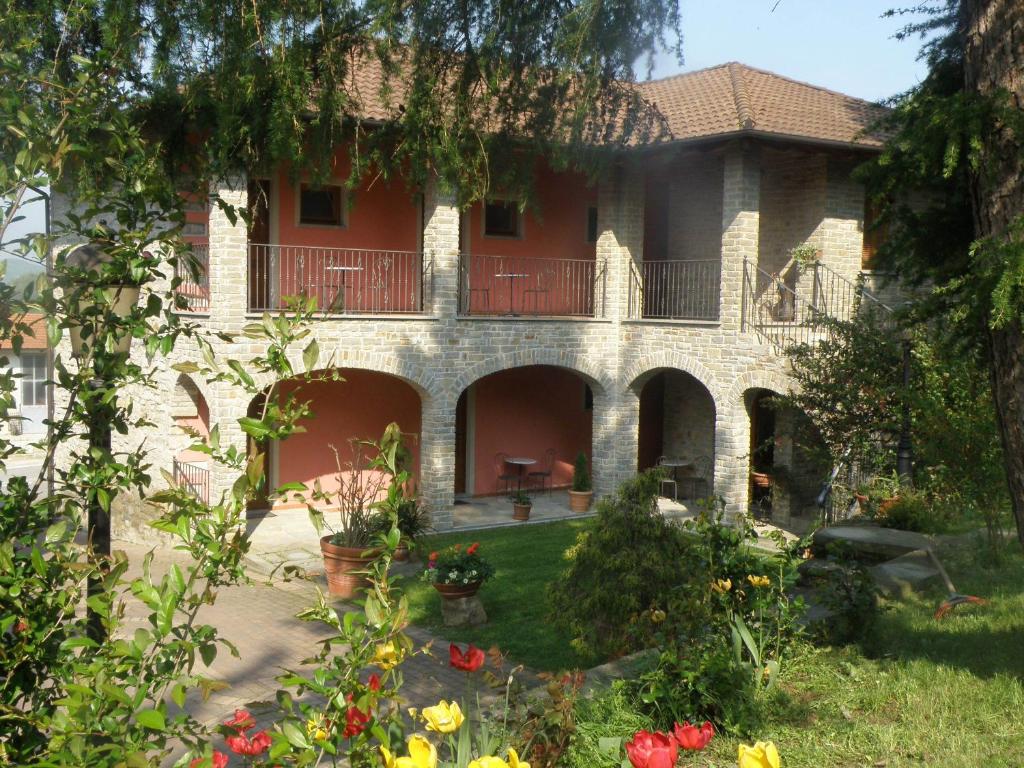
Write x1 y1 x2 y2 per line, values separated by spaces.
117 541 538 738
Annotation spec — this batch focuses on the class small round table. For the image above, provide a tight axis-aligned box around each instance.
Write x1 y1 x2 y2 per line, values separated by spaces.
504 456 537 492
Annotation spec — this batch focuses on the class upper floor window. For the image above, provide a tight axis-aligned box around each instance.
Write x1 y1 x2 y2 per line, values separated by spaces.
586 206 599 243
20 351 46 407
299 183 345 227
484 200 522 238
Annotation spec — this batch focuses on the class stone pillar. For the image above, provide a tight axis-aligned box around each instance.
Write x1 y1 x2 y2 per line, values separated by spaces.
823 157 865 285
207 174 249 333
596 163 644 322
591 385 640 498
720 144 760 332
420 391 456 529
713 398 752 521
422 177 461 319
207 376 251 505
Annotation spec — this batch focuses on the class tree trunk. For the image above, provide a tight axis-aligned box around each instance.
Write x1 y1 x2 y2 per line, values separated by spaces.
963 0 1024 545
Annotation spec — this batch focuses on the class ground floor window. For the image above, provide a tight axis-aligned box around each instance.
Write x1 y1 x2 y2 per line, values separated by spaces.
20 351 46 407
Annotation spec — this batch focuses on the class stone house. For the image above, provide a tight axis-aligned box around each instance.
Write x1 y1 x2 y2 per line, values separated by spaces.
55 61 892 535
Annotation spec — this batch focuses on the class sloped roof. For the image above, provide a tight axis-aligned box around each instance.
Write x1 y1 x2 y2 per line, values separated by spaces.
636 62 887 149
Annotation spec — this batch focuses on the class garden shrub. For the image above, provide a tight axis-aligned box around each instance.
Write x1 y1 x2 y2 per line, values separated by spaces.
873 490 939 533
808 553 879 645
547 471 694 658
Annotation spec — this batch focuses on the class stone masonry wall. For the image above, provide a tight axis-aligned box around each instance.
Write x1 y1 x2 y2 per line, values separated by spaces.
51 140 872 538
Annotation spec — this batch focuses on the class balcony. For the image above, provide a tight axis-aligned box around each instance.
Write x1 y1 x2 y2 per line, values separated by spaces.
458 253 605 318
247 244 431 315
628 259 721 321
174 244 210 314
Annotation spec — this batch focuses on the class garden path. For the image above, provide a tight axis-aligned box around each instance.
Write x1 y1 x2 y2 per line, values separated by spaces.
117 541 537 738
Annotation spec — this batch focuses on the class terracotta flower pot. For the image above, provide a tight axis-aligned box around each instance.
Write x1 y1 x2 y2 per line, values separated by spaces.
394 540 411 562
512 503 532 521
433 581 483 599
750 472 772 490
568 490 593 513
320 536 379 599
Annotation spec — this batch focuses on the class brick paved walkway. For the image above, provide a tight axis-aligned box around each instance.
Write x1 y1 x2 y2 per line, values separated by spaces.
117 542 536 736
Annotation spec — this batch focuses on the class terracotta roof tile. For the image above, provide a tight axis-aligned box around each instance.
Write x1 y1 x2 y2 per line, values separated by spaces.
636 62 888 148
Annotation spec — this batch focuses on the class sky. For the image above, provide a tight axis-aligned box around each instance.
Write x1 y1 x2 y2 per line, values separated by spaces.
649 0 930 102
3 2 931 270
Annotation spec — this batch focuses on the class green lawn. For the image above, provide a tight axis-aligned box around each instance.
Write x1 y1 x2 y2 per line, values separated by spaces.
403 519 597 671
570 541 1024 768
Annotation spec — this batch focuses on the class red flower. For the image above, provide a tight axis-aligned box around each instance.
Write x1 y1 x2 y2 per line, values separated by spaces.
223 709 255 732
368 673 381 691
226 730 271 756
429 551 439 560
625 730 678 768
467 542 480 555
449 642 485 672
190 752 228 768
342 701 371 738
673 720 714 751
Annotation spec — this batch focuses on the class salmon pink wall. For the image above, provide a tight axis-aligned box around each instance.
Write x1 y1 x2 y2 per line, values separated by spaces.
470 366 592 495
465 166 597 261
175 393 210 463
275 371 421 508
274 150 420 252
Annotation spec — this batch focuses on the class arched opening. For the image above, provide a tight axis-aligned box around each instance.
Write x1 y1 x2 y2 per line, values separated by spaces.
454 365 594 498
171 375 211 502
248 368 422 513
744 387 828 523
636 368 716 499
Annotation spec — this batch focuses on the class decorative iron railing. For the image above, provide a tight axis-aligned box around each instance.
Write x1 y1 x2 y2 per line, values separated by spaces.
628 259 721 321
172 459 210 504
742 260 894 351
247 244 431 315
174 244 210 314
458 253 605 318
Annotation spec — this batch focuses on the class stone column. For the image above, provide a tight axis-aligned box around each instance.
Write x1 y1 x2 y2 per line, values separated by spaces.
596 163 645 322
719 143 761 332
823 157 865 285
591 385 641 497
420 391 457 529
713 397 752 521
207 377 251 505
207 174 249 334
422 177 461 319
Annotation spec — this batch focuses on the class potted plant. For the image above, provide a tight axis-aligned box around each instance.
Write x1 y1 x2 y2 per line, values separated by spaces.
423 542 495 599
568 451 593 512
394 497 432 561
511 489 532 521
308 436 395 599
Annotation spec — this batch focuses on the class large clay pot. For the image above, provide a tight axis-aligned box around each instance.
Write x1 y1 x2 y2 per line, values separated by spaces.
433 581 483 600
320 536 379 599
512 503 532 521
393 540 411 562
568 490 593 513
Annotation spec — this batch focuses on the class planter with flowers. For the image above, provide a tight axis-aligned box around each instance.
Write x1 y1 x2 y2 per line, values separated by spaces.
423 542 495 600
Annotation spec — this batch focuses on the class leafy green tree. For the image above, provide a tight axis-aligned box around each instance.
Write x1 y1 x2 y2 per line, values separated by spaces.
859 0 1024 545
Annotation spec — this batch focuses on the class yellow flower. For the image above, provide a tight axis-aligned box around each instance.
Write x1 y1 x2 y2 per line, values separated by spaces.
738 741 780 768
305 717 328 742
712 578 733 593
373 641 402 670
421 700 465 733
468 757 509 768
507 747 530 768
380 737 437 768
747 575 771 588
